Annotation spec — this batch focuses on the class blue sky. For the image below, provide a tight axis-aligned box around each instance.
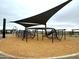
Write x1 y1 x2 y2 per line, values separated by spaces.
0 0 79 31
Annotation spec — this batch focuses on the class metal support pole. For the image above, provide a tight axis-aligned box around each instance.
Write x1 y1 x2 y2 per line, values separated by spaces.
25 27 28 42
45 24 46 35
64 29 66 40
37 29 38 40
2 18 6 38
52 31 53 43
42 29 43 40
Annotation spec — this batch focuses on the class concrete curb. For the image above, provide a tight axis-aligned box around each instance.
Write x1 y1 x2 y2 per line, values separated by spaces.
48 53 79 59
0 51 28 59
0 51 79 59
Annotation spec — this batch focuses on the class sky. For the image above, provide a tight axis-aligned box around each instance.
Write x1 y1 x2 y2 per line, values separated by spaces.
0 0 79 31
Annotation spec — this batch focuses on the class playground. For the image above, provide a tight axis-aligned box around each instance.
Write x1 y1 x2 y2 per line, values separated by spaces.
0 34 79 58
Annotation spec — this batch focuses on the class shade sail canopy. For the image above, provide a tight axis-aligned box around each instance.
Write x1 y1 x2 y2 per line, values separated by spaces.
13 21 39 27
14 0 72 25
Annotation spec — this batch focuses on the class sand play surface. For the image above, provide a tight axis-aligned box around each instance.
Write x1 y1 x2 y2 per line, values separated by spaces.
0 34 79 58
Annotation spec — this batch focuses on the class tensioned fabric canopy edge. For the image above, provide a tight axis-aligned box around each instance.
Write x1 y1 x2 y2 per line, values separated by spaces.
13 0 72 26
11 21 40 27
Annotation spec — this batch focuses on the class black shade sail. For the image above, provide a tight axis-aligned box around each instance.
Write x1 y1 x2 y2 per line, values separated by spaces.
14 0 72 25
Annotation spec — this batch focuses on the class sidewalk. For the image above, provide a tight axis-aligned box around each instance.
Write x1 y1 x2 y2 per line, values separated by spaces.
0 54 14 59
0 51 17 59
0 52 79 59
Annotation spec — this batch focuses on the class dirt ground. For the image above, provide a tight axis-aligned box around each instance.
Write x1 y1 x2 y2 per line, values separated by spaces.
0 34 79 58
